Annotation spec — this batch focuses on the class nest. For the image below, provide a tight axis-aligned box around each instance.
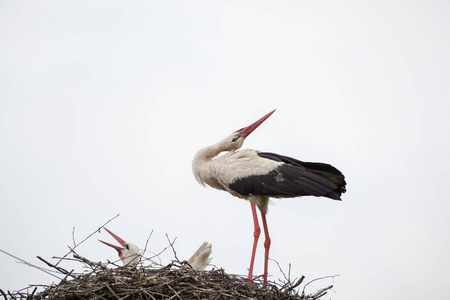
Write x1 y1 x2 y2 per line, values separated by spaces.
2 218 335 300
3 255 334 300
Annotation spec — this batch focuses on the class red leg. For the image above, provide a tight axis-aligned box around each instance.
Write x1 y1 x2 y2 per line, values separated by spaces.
248 203 260 282
260 211 271 284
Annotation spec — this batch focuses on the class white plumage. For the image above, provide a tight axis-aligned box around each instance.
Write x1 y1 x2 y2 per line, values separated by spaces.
193 139 282 214
192 109 346 284
99 227 140 267
119 243 140 267
100 227 212 271
185 242 212 271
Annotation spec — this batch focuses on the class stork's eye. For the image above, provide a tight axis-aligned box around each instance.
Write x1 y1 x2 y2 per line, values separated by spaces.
231 136 240 143
125 244 129 250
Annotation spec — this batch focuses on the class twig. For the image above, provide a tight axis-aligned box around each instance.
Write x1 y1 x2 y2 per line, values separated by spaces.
313 285 333 299
140 230 154 265
60 269 74 285
0 289 7 300
26 287 37 300
167 284 182 300
55 213 120 266
165 234 180 262
0 248 65 281
285 275 304 293
302 274 339 295
72 226 76 247
288 263 291 282
37 256 71 275
106 284 120 300
72 252 108 270
146 242 171 266
271 258 290 283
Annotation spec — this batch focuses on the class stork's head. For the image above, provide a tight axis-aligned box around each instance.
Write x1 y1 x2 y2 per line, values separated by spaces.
222 109 276 151
99 227 140 267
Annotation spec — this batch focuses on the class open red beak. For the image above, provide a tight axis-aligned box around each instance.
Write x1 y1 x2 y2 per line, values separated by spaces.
98 227 126 253
236 109 276 138
99 239 123 253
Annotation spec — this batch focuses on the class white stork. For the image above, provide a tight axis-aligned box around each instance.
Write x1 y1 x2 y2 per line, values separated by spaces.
99 227 213 271
184 242 212 271
99 227 141 267
192 109 346 283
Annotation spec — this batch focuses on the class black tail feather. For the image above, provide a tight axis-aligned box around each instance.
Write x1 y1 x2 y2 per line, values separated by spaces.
258 152 346 199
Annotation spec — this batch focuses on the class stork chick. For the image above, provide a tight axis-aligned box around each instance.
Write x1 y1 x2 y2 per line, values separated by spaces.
99 227 140 267
184 242 212 271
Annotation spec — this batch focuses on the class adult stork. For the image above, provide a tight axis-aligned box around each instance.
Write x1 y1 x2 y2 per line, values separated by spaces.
192 109 346 283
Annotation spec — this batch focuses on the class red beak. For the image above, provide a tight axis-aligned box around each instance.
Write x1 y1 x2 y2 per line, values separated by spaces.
99 239 123 253
236 109 276 138
103 227 126 246
98 227 126 253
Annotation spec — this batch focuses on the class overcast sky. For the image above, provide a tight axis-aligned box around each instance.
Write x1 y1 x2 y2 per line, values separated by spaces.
1 1 449 299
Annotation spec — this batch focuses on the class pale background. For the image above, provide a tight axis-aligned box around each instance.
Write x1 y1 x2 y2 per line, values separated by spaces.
1 1 449 299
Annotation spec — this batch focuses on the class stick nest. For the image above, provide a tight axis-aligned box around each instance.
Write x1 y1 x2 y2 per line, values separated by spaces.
4 253 334 300
2 219 335 300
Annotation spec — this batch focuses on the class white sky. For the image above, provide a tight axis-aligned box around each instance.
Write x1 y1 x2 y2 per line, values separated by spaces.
1 1 449 299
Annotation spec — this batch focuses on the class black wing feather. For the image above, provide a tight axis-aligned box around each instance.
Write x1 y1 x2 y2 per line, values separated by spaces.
229 152 346 200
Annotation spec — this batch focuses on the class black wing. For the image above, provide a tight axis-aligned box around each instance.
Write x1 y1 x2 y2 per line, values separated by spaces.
228 152 346 200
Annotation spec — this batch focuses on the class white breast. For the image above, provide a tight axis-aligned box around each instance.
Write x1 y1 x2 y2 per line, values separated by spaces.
214 149 282 186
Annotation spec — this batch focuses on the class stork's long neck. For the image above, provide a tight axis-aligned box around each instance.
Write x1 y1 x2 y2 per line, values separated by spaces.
194 134 239 163
192 145 218 187
194 144 222 162
193 136 238 187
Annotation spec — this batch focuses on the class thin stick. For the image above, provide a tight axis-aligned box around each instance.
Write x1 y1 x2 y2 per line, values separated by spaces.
0 248 66 281
60 270 74 285
72 226 76 247
106 284 120 300
302 274 339 295
145 245 168 266
72 252 108 270
285 275 304 293
37 256 71 275
165 234 180 262
55 213 120 266
26 287 37 300
140 230 154 265
312 285 333 299
270 258 290 282
0 289 7 300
